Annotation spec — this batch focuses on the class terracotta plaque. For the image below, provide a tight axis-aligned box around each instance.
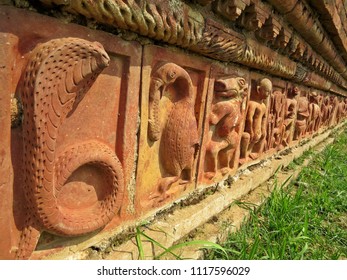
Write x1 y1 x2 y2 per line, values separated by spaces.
0 6 141 259
198 62 249 185
136 45 210 212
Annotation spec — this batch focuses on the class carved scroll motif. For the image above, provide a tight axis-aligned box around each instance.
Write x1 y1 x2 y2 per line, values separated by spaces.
40 0 204 48
239 39 297 79
239 2 270 31
148 63 199 202
191 19 246 62
17 38 124 259
204 76 248 179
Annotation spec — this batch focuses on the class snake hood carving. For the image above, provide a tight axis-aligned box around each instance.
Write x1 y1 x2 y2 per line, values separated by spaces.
148 62 199 200
17 38 124 259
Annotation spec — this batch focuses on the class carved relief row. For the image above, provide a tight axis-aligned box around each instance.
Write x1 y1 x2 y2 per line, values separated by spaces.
35 1 347 95
1 7 347 260
211 0 347 91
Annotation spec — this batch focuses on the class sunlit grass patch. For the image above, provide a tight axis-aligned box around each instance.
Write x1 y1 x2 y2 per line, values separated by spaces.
209 129 347 260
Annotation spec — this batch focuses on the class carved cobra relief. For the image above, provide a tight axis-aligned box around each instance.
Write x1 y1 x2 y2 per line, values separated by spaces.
17 38 124 259
205 76 248 179
148 62 199 202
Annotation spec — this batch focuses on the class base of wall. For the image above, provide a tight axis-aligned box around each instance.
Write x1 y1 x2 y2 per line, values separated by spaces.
34 121 346 260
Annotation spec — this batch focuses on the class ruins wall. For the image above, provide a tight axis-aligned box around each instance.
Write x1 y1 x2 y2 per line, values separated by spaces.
1 0 347 259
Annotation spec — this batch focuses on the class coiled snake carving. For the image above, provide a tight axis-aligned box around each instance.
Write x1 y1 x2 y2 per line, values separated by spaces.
16 38 124 259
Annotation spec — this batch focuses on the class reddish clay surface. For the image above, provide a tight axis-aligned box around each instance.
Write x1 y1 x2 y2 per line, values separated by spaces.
136 45 210 212
0 2 347 260
198 62 249 184
0 6 141 259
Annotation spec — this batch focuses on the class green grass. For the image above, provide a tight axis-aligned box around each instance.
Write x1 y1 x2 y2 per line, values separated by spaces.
209 129 347 260
135 224 228 260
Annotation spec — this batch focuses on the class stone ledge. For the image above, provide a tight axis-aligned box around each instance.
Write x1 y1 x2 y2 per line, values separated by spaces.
38 121 346 260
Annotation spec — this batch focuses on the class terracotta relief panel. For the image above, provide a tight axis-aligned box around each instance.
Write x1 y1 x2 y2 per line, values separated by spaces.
293 87 310 141
307 91 323 135
331 96 341 126
136 45 210 211
198 63 249 184
0 8 141 259
265 80 287 152
321 94 331 128
239 74 272 165
281 86 299 148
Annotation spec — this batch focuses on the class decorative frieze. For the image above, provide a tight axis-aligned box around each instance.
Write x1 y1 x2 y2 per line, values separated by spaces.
1 1 347 260
30 1 347 95
39 0 205 48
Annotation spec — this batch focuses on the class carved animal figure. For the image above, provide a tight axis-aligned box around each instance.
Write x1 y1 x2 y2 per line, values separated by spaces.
17 38 124 259
148 63 199 201
205 76 248 178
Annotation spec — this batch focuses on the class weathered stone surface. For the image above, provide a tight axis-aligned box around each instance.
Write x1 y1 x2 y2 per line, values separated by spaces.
213 0 251 22
136 45 210 211
271 0 347 86
238 1 271 31
39 0 205 48
0 33 17 260
190 19 246 62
